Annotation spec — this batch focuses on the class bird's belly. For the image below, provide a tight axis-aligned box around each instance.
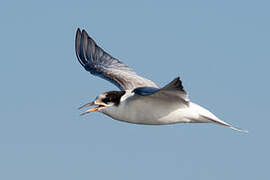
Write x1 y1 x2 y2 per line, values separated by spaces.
103 100 194 125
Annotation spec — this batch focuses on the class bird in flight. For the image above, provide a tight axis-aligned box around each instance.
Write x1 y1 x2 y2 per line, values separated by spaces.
75 28 247 132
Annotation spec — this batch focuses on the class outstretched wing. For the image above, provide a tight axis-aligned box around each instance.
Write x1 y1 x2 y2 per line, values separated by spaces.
75 28 159 90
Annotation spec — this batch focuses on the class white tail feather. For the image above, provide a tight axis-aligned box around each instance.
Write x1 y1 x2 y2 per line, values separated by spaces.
189 103 247 133
200 115 248 133
229 126 248 133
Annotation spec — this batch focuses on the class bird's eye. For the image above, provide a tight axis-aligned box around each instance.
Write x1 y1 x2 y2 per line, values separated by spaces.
102 98 110 104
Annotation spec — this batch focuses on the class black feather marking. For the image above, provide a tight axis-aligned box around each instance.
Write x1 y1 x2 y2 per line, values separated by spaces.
162 77 186 93
102 91 126 106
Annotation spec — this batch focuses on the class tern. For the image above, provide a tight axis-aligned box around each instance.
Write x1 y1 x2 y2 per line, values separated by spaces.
75 28 247 132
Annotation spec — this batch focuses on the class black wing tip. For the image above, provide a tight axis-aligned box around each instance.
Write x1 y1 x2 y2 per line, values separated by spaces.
75 28 82 42
82 29 92 41
76 28 90 36
75 27 91 68
81 29 86 34
76 28 81 33
75 28 90 43
76 28 89 35
174 77 180 82
75 28 85 67
175 76 185 92
74 28 99 71
163 76 186 92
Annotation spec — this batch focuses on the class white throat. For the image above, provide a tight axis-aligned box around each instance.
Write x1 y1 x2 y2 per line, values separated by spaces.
120 90 134 102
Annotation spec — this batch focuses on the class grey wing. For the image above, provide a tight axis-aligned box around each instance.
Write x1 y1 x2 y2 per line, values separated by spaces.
132 77 189 108
159 77 189 103
75 28 159 90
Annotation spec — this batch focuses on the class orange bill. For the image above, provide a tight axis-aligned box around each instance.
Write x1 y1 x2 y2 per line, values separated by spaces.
80 107 99 116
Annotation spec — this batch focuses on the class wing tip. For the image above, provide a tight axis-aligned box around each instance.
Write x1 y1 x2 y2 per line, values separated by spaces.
75 28 82 44
75 27 90 67
76 27 81 34
163 76 186 93
81 29 90 41
76 28 89 38
75 28 84 66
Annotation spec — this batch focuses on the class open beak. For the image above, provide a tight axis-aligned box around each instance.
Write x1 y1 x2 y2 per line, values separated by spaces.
79 101 103 116
78 101 95 110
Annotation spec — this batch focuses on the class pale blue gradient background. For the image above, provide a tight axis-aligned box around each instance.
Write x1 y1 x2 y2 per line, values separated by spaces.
0 0 269 179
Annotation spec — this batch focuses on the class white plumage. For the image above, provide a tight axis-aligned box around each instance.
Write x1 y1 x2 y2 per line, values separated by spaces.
75 28 247 133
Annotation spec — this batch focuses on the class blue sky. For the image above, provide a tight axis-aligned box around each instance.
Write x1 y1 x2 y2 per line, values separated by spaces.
0 0 269 179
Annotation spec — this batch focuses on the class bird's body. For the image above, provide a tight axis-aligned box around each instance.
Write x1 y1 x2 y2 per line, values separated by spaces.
100 85 239 131
75 28 247 132
102 96 215 125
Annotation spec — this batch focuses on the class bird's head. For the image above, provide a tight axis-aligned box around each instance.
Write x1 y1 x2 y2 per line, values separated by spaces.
79 91 126 116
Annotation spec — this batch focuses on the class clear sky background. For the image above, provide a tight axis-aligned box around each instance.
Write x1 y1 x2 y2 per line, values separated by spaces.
0 0 269 179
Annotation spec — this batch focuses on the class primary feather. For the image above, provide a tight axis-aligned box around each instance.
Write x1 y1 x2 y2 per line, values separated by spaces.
75 28 158 90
